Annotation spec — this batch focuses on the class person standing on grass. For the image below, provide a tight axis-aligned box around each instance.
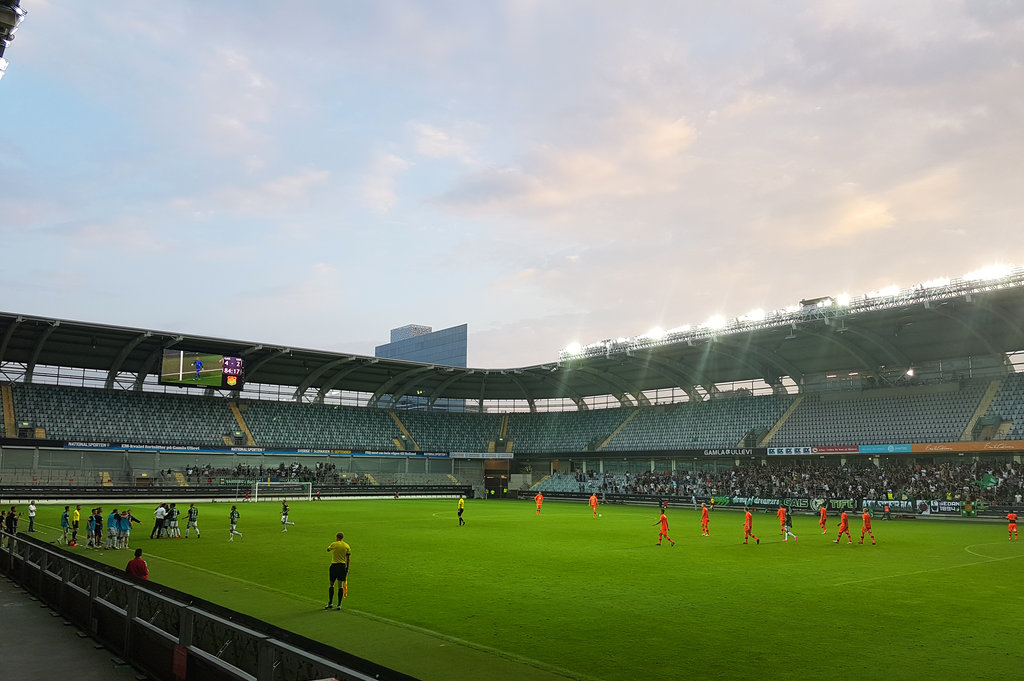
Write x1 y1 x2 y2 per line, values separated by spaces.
105 508 119 549
28 500 36 533
325 531 351 611
654 508 675 547
589 492 599 518
86 508 97 548
58 506 71 546
776 504 787 535
457 495 466 526
534 492 544 515
151 503 167 539
782 507 798 542
185 503 200 538
834 510 853 545
859 507 876 545
93 507 104 550
228 505 243 541
125 548 149 580
700 502 710 537
818 504 828 534
71 505 81 546
281 502 296 532
743 507 759 545
1008 511 1018 541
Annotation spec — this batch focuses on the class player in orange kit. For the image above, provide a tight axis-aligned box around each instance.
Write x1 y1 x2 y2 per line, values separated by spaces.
834 510 853 545
653 509 675 547
859 507 876 545
776 505 787 535
1008 511 1018 541
818 504 828 534
589 493 598 518
700 502 710 536
743 507 759 545
534 492 544 515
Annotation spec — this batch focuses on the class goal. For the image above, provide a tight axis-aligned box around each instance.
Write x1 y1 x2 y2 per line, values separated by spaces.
252 481 313 503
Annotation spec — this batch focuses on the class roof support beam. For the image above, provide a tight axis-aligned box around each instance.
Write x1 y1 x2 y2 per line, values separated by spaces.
368 366 440 408
0 315 23 363
25 321 59 384
318 360 378 401
106 332 152 389
293 357 355 402
630 354 702 402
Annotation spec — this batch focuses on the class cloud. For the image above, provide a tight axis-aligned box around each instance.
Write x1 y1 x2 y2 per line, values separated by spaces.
433 108 696 221
410 122 477 161
362 153 412 212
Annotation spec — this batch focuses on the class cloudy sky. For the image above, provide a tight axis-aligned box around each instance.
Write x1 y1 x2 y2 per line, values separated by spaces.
2 1 1023 368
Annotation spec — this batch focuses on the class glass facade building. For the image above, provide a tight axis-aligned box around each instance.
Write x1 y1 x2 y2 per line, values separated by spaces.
375 324 468 411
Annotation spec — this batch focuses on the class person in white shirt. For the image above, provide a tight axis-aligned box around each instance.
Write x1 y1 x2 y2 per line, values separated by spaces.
28 501 37 532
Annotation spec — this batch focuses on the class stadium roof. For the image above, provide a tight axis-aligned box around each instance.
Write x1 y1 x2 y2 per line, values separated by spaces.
2 277 1024 409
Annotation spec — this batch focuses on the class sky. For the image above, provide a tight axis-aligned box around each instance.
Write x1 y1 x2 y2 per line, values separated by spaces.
2 1 1024 369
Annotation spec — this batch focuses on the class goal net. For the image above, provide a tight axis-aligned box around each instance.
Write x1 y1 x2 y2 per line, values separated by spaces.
253 480 313 503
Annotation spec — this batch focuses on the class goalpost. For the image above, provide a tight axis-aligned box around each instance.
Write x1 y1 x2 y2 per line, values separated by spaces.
252 481 313 503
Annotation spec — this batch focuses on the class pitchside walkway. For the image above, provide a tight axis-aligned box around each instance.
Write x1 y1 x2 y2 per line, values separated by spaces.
0 576 141 681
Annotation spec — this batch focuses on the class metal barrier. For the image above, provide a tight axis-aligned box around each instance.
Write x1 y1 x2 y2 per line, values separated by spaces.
0 530 418 681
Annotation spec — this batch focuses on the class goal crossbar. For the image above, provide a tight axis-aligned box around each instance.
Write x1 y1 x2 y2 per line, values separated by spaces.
253 481 313 503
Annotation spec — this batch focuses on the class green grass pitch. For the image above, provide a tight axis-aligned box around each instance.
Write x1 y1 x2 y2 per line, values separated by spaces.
31 499 1024 681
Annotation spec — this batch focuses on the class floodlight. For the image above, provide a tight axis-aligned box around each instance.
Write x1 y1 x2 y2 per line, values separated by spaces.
0 0 26 82
963 264 1011 282
563 342 581 355
906 368 914 377
921 277 950 289
704 315 727 330
741 309 766 322
835 293 851 307
646 327 666 340
666 325 691 334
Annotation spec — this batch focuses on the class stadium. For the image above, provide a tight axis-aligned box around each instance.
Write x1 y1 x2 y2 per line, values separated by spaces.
5 4 1024 681
2 267 1024 681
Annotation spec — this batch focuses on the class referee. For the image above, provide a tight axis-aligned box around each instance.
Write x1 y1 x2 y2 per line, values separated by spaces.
324 531 351 611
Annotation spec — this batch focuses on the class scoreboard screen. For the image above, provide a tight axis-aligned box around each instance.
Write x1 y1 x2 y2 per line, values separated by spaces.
158 349 245 390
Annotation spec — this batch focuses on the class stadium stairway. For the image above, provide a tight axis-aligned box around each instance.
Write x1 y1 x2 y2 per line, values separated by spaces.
389 412 420 451
228 401 255 445
1 384 15 437
960 380 1002 441
172 471 188 486
363 473 379 486
595 409 639 450
758 394 805 446
530 474 550 490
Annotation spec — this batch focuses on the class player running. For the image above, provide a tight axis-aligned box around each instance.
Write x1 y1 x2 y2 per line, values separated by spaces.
185 503 200 538
859 507 876 545
818 504 828 534
228 506 243 541
653 509 675 547
589 493 599 518
281 502 296 532
743 507 759 545
700 502 710 536
1007 511 1018 541
776 505 787 535
534 492 544 515
834 510 853 544
782 507 798 542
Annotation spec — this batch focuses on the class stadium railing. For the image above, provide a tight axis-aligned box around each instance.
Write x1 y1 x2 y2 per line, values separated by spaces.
0 530 418 681
0 483 474 502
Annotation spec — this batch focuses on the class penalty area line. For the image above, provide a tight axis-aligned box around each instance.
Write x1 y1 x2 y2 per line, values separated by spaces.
836 551 1022 587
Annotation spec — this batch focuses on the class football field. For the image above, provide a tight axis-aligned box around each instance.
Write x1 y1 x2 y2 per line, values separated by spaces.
33 499 1024 681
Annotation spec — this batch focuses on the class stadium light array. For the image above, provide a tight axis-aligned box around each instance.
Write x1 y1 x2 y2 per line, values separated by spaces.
0 0 27 82
557 263 1024 360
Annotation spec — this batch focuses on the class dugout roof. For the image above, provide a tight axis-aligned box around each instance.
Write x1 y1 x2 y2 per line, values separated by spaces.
2 280 1024 409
